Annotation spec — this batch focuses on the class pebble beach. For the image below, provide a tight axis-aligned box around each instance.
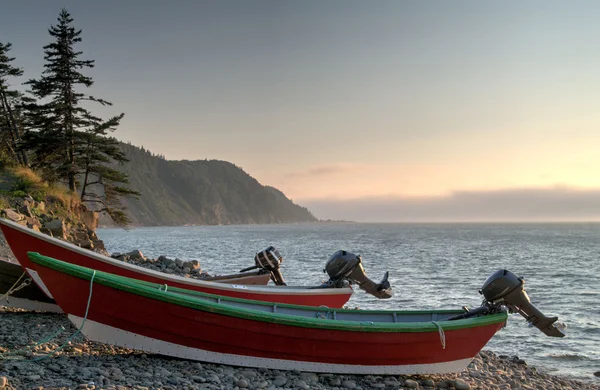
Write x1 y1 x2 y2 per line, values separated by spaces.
0 309 598 390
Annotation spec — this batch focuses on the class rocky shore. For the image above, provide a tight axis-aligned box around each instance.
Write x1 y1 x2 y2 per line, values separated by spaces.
0 309 597 390
1 196 598 390
109 250 211 279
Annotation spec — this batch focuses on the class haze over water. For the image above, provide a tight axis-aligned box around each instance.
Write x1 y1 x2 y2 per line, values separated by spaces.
99 222 600 383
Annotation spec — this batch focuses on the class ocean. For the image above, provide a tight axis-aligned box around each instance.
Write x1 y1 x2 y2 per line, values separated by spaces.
98 222 600 382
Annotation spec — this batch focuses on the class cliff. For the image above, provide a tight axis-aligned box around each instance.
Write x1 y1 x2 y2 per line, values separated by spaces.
111 143 316 226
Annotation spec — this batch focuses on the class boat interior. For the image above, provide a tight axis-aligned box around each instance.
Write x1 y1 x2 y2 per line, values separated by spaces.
165 286 460 323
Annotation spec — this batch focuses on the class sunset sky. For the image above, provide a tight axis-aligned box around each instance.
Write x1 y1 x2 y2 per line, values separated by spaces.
2 1 600 221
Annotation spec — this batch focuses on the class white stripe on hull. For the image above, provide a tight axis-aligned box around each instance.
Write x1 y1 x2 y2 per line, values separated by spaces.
69 315 473 375
1 296 62 313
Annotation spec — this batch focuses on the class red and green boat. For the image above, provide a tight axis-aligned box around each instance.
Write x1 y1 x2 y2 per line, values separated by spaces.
25 252 564 374
1 218 393 308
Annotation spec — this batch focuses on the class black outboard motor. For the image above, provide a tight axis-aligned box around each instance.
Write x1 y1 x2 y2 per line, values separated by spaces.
450 269 565 338
240 246 286 286
480 270 565 337
323 250 392 299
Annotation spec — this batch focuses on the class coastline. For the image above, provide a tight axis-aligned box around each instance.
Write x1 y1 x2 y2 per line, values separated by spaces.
0 310 598 390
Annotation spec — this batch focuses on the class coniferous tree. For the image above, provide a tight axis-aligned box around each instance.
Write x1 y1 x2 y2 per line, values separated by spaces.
0 42 27 165
24 9 139 225
78 114 140 226
24 9 96 187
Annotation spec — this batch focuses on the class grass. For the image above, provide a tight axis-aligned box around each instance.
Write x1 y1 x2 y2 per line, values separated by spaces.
0 165 82 221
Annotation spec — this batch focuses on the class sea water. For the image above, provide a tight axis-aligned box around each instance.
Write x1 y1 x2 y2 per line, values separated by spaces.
98 223 600 382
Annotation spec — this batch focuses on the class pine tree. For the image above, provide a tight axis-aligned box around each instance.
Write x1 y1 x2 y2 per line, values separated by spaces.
25 9 100 189
77 114 141 226
0 42 27 165
24 9 139 225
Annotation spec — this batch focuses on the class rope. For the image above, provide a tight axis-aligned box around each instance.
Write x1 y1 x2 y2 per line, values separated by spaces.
32 270 97 361
315 305 330 319
431 321 446 350
0 272 31 301
0 270 96 362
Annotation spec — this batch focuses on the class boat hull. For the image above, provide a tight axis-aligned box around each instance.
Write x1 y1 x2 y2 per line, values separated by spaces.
0 219 352 307
28 255 507 374
0 258 61 312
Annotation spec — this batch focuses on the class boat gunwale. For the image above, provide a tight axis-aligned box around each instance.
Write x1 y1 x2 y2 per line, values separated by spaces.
0 218 351 295
28 252 509 333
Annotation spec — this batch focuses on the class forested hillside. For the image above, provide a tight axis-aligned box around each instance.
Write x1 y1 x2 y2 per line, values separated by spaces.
112 143 316 226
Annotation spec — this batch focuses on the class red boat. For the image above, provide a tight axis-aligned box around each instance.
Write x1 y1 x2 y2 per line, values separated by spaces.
1 218 393 308
0 258 61 312
26 252 564 374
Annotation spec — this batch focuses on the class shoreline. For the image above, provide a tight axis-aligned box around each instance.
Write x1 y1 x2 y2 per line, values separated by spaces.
0 310 597 390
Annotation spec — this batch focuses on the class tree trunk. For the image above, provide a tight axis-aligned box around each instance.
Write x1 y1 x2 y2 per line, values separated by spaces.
0 88 23 164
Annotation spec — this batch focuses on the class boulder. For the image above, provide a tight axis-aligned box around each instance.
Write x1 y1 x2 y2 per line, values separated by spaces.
43 219 67 240
79 210 99 230
175 258 184 268
184 260 200 270
1 209 24 222
78 240 94 249
122 250 146 262
18 204 32 217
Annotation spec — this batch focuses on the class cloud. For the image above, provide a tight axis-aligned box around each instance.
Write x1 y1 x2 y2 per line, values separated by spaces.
284 165 352 179
301 187 600 222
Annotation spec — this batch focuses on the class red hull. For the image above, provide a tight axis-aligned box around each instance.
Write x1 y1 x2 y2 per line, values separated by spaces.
0 220 352 307
31 260 505 372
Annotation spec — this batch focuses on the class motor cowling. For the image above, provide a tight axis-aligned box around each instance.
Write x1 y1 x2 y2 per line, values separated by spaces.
254 246 286 286
324 250 392 299
480 269 565 337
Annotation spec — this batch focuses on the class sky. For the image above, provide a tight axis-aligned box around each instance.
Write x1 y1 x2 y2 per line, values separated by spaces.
2 1 600 221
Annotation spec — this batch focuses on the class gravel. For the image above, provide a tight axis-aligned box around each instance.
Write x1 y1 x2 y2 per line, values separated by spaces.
0 309 598 390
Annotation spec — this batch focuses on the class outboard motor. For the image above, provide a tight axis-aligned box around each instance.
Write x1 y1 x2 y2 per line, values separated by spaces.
480 270 565 337
323 250 392 299
450 269 565 338
240 246 286 286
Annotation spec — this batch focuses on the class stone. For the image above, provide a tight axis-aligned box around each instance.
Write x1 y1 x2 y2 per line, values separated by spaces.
342 379 357 389
240 370 257 379
184 260 200 270
594 371 600 377
182 267 191 274
422 379 435 387
80 210 99 230
124 250 146 261
404 379 419 388
299 372 318 383
0 377 6 387
235 379 249 388
175 258 184 267
27 375 41 380
454 379 472 390
1 209 24 222
272 376 287 386
44 218 67 239
295 380 310 390
18 204 32 217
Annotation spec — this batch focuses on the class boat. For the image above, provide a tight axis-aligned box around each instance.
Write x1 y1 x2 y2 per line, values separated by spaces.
0 218 392 308
0 257 60 312
25 252 564 374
